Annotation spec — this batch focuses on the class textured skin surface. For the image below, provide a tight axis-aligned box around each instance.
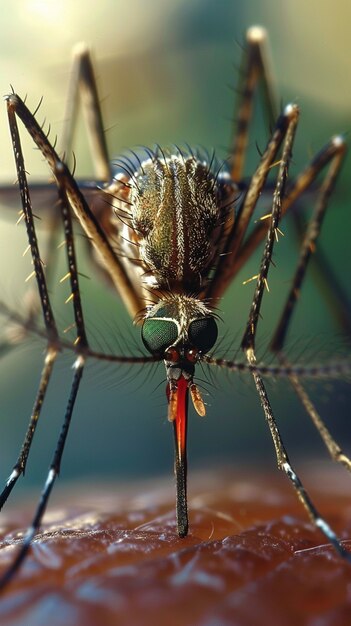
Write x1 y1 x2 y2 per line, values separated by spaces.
0 467 351 626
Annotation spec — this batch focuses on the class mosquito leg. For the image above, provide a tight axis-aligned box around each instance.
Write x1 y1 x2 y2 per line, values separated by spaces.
22 42 111 326
0 350 56 510
0 355 85 591
249 366 351 561
271 136 347 351
241 104 299 352
237 106 350 560
7 104 58 340
235 137 349 327
42 43 111 309
202 351 350 380
35 42 112 303
263 134 351 470
203 27 277 301
206 28 278 303
0 96 61 507
2 82 90 506
56 186 88 348
60 42 111 181
0 95 90 588
291 211 351 336
2 44 111 354
15 208 62 347
211 26 349 316
285 368 351 471
230 26 278 182
1 204 61 355
206 104 298 303
6 93 143 318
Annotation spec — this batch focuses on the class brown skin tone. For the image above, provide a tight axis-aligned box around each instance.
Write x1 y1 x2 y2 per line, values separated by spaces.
0 466 350 626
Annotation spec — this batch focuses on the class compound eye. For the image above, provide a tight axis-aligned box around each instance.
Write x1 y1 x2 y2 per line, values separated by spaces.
188 316 218 353
142 318 178 355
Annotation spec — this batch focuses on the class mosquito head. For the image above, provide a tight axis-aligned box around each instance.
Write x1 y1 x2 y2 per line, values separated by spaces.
142 295 217 371
141 294 218 416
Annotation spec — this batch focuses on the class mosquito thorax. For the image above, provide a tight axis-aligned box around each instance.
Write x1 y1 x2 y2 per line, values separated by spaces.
141 295 218 370
111 150 235 293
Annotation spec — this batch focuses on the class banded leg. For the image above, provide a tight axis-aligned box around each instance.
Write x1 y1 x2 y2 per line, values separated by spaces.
265 135 351 471
0 84 90 508
0 102 60 509
0 356 85 591
238 104 350 560
0 350 56 510
249 368 351 561
0 95 90 588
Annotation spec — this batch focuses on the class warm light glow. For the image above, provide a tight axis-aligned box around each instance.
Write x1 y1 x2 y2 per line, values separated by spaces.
26 0 62 22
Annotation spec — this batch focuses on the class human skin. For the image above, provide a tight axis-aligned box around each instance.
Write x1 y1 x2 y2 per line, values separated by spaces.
0 466 350 626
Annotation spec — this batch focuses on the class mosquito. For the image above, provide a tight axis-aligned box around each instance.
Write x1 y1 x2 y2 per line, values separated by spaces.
0 25 350 588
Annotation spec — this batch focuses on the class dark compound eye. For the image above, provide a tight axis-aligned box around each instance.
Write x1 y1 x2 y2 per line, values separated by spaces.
142 318 179 355
188 316 218 353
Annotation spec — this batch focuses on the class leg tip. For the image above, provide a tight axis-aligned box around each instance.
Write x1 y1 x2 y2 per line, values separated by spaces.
246 26 268 44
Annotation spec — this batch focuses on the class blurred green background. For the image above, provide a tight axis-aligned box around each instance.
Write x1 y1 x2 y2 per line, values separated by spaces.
0 0 350 496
